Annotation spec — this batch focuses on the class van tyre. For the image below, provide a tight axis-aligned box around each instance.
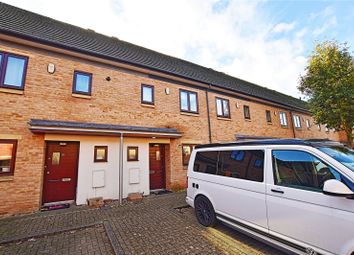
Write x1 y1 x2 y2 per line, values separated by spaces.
195 196 217 227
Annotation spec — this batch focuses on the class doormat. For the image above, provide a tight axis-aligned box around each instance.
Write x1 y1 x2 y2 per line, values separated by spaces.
40 203 70 211
151 190 172 195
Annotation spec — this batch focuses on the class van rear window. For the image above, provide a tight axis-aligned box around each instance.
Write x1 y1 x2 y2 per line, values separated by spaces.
193 150 264 182
193 151 218 174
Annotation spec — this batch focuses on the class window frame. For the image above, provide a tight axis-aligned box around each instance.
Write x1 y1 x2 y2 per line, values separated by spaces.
179 89 199 114
265 110 272 123
72 70 93 96
0 139 18 176
243 105 251 120
0 52 29 90
279 112 288 126
141 84 155 105
182 144 197 166
293 115 302 128
94 146 108 163
215 97 231 118
127 146 139 161
306 119 311 129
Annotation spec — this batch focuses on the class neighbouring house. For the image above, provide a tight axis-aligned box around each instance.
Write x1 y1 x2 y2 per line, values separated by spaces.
0 3 344 217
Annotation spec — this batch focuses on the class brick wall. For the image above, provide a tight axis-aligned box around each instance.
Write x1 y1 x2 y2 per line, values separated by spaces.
0 40 342 216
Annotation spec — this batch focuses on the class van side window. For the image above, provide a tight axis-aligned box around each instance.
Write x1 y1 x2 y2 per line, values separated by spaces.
272 150 345 192
218 150 264 182
193 151 218 174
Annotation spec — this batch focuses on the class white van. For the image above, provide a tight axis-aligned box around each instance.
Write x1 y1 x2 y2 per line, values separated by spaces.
186 139 354 255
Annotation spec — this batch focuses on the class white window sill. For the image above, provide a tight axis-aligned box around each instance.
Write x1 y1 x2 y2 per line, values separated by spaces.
0 88 24 95
72 93 91 99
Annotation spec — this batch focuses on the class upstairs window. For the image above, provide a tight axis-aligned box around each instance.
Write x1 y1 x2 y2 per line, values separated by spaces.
266 110 272 123
141 84 154 105
72 71 92 95
293 115 302 128
180 89 198 113
0 140 17 176
216 97 230 118
243 105 251 119
306 119 311 129
0 52 28 90
279 112 287 126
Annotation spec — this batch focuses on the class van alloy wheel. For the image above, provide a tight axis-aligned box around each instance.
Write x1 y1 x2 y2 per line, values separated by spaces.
195 196 216 227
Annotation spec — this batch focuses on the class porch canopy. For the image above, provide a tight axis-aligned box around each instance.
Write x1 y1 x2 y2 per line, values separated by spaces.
28 119 182 138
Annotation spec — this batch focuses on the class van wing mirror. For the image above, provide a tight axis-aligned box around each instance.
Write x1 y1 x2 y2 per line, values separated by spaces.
323 179 354 198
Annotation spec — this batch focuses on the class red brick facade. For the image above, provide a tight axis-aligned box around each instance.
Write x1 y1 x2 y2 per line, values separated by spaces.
0 38 343 217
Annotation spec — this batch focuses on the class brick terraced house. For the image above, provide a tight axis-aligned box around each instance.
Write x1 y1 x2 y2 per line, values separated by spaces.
0 3 345 216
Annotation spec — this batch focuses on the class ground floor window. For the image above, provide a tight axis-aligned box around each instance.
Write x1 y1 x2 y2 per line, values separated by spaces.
127 146 139 161
0 139 17 176
94 146 108 162
182 144 196 166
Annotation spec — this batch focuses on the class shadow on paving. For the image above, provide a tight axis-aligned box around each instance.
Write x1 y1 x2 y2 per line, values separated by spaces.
0 192 285 255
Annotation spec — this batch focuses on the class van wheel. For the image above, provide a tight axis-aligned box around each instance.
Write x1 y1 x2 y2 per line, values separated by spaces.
195 196 216 227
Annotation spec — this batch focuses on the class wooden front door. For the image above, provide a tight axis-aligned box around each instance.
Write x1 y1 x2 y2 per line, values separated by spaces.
42 142 79 204
149 144 165 190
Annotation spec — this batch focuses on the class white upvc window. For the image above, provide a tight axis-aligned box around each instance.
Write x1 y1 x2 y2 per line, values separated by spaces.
279 112 287 126
293 115 301 128
306 119 311 128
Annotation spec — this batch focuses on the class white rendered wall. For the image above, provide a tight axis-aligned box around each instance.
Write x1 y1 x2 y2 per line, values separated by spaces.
122 138 150 198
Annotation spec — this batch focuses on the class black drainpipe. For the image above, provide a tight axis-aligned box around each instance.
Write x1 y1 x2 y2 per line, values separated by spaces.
289 111 296 138
205 85 212 143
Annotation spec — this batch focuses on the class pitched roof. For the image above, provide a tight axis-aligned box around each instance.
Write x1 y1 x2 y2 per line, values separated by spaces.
0 3 307 111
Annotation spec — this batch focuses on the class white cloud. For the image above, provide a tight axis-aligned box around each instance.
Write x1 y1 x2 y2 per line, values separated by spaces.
313 16 337 36
272 22 296 33
2 0 308 98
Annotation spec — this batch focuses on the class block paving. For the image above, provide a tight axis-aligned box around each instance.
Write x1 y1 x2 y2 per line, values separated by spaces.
0 192 285 255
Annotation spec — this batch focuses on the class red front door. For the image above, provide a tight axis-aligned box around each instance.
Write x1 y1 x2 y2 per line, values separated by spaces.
42 142 79 204
149 144 165 190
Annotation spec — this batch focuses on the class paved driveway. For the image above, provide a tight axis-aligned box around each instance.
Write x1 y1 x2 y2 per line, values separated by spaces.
0 192 284 255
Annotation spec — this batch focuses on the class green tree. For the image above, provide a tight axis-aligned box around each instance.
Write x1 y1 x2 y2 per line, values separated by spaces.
298 41 354 145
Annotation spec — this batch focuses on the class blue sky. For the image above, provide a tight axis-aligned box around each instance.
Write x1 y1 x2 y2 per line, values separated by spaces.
264 1 354 53
2 0 354 98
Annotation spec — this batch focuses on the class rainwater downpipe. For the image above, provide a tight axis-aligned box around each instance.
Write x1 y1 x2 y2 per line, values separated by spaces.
289 111 296 138
206 84 212 143
119 132 124 205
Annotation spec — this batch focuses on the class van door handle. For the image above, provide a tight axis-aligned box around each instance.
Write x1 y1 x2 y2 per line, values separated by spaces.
271 189 284 194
